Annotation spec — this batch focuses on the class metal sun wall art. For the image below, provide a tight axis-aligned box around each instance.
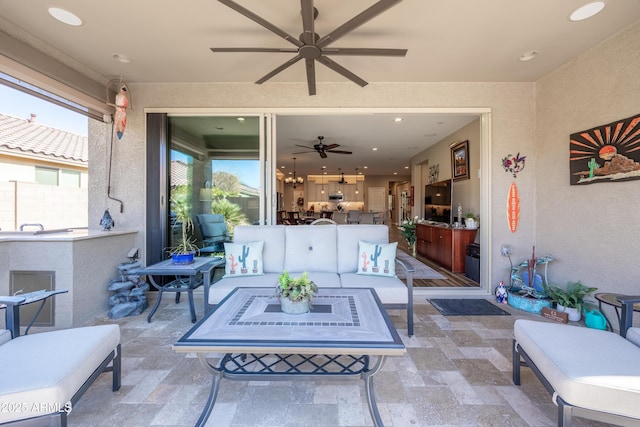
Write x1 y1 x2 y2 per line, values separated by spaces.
570 112 640 185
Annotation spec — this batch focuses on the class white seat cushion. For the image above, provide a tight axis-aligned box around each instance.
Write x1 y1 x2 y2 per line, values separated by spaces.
514 319 640 420
340 273 408 305
0 330 11 346
0 324 120 423
208 273 281 305
626 327 640 347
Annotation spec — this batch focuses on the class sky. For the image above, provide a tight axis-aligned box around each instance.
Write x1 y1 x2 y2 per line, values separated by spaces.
0 84 88 136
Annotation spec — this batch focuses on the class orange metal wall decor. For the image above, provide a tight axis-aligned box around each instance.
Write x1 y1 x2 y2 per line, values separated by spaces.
507 182 520 233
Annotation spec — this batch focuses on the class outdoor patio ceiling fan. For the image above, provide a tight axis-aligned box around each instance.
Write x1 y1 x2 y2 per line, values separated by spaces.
211 0 407 95
293 136 352 159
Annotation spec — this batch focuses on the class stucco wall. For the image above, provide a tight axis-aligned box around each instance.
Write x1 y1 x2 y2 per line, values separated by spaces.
535 21 640 299
88 82 535 291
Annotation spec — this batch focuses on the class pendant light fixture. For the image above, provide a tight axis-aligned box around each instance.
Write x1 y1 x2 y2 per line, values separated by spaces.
285 157 304 188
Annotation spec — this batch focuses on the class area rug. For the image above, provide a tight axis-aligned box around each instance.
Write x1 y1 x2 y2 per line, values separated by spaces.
428 298 510 316
395 251 446 280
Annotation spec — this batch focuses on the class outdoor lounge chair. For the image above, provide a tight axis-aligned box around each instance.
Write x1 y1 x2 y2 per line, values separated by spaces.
194 213 231 252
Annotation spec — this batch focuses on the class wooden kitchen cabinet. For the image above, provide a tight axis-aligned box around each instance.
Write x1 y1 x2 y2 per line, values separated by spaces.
416 223 477 272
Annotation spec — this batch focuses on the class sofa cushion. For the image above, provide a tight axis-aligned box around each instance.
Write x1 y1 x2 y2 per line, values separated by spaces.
0 325 120 424
0 329 11 346
223 241 264 277
284 225 337 273
357 241 397 277
626 327 640 347
209 273 281 305
337 225 390 274
514 319 640 421
340 273 408 305
233 225 285 273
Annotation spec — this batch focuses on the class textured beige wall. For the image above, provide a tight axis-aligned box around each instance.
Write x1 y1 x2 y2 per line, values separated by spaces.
90 82 535 291
535 21 640 301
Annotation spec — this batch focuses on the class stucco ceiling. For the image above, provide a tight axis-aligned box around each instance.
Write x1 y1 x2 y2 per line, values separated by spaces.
1 1 639 176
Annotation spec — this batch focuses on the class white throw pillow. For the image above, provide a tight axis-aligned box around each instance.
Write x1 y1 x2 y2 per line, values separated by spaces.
357 241 397 277
224 241 264 277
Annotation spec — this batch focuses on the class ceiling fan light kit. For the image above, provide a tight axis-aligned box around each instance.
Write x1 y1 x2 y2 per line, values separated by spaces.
212 0 407 95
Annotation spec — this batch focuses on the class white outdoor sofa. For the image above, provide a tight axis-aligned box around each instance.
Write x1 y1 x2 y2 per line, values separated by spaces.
0 295 121 426
204 224 416 336
513 296 640 427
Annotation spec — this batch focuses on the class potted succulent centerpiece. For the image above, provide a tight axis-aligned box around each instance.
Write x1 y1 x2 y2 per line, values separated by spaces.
276 271 318 314
167 204 199 265
544 281 597 322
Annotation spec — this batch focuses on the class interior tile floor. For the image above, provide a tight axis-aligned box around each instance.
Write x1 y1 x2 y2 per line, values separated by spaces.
68 291 612 427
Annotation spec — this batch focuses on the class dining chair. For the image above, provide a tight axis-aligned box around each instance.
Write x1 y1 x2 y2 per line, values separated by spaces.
332 212 348 224
347 210 361 224
359 212 374 224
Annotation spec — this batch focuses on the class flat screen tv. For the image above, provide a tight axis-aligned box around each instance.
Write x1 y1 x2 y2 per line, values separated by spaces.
424 179 452 223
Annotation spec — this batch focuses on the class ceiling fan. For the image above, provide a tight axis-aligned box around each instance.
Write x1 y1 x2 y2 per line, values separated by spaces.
211 0 407 95
294 136 352 158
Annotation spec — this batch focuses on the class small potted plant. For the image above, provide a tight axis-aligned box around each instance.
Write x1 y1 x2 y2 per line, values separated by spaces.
167 204 199 264
544 281 597 321
464 212 477 229
276 271 318 314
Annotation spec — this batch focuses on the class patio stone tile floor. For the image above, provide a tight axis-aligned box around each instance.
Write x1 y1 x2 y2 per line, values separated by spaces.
67 291 612 426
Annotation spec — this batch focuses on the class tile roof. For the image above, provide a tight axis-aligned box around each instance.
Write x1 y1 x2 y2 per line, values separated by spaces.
0 112 87 164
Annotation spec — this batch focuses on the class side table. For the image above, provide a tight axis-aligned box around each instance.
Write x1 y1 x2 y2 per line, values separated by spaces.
132 257 224 323
594 292 640 331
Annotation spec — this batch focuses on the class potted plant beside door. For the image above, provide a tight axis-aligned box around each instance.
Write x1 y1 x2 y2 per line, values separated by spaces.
167 203 199 264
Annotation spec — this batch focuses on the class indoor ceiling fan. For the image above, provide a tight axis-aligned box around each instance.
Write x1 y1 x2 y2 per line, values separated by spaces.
211 0 407 95
294 136 352 159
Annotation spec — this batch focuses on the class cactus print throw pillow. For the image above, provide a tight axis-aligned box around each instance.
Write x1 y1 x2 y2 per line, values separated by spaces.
357 241 397 277
223 241 264 277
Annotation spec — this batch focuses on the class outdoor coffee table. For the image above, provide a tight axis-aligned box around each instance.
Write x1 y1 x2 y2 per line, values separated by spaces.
173 287 406 427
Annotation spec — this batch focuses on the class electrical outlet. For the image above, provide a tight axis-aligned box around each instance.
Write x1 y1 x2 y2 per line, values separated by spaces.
501 245 511 257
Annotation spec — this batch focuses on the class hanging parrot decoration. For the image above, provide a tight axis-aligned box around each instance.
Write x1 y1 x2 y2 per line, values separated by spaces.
113 85 129 139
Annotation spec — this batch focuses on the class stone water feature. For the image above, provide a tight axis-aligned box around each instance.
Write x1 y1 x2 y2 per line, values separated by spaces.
108 251 149 318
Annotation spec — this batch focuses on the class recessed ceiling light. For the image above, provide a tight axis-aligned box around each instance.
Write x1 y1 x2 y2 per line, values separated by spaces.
113 54 131 64
394 117 403 123
393 172 398 175
372 147 378 151
48 7 82 26
363 166 368 169
570 2 605 21
404 166 409 169
518 51 538 62
237 117 245 122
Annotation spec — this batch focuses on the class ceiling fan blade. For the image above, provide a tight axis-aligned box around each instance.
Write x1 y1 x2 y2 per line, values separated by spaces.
256 55 303 84
218 0 303 48
211 47 298 53
317 0 402 48
305 58 316 96
295 144 315 149
322 47 407 57
300 0 315 45
316 56 368 87
328 150 352 154
323 144 340 150
293 150 316 154
320 151 328 159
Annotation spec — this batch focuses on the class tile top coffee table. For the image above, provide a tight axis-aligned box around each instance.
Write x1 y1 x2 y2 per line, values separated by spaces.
173 287 405 427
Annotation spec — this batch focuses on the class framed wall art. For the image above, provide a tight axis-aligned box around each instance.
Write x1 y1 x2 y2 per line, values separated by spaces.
569 113 640 185
451 140 470 181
